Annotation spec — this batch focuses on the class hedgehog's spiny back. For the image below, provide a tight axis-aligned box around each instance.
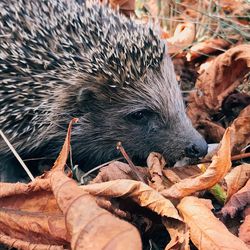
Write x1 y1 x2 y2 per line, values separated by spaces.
0 0 165 140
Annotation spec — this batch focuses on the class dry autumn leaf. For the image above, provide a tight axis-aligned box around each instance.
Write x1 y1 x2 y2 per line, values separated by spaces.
0 234 64 250
239 206 250 247
230 105 250 154
224 164 250 200
147 152 166 191
104 0 135 16
0 178 67 249
163 165 202 183
51 170 141 250
221 177 250 218
92 161 149 183
178 196 249 250
187 44 250 142
163 218 190 250
161 128 231 199
166 22 196 54
0 119 142 250
81 179 187 249
48 119 142 250
81 179 182 221
186 39 230 61
0 206 67 245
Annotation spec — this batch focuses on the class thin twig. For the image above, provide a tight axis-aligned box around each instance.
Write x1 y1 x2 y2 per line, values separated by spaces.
200 152 250 163
117 142 145 182
231 152 250 161
0 130 35 181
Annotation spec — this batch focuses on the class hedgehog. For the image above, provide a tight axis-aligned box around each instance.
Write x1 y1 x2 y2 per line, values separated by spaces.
0 0 208 182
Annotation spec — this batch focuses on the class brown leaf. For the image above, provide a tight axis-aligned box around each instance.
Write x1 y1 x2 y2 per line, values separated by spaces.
92 161 149 183
198 120 226 143
0 207 67 245
178 196 249 250
0 183 68 248
161 128 231 199
81 179 188 249
231 105 250 154
142 0 160 17
81 179 182 221
106 0 135 16
239 206 250 247
0 234 64 250
0 121 78 249
189 44 250 112
187 44 250 141
222 178 250 218
0 178 51 198
163 165 202 183
186 39 230 61
0 118 142 250
147 152 166 191
166 22 196 54
163 218 190 250
51 172 141 250
224 164 250 200
48 119 142 250
162 166 202 191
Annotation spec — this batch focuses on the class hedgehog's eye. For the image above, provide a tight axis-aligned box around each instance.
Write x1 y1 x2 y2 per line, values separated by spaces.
130 111 144 120
126 110 152 124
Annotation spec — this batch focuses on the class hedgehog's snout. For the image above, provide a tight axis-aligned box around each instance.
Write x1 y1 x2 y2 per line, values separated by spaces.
184 136 208 158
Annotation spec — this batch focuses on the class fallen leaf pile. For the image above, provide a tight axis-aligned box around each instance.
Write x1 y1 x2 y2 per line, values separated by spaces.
1 117 250 249
1 0 250 250
138 0 250 146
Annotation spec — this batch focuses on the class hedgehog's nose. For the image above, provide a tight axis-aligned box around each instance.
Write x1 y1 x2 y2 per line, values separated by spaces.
185 139 208 158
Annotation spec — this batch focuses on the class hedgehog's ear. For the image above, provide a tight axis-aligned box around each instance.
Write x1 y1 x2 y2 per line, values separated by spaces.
77 87 97 112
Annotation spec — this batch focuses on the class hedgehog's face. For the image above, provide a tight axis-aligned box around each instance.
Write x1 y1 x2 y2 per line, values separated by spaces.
120 106 208 166
74 54 207 168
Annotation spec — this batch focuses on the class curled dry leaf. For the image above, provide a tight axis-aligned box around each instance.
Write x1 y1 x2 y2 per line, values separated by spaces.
186 38 230 61
81 179 187 249
161 128 231 199
48 119 142 250
92 161 149 183
0 234 64 250
0 177 67 249
221 178 250 218
81 179 182 221
224 164 250 200
163 218 190 250
147 152 166 191
230 105 250 154
178 196 249 250
106 0 135 16
163 165 202 185
239 206 250 247
187 44 250 141
0 207 67 246
51 171 141 250
162 165 202 193
0 178 51 198
166 22 195 54
0 118 142 250
95 197 131 220
0 121 77 249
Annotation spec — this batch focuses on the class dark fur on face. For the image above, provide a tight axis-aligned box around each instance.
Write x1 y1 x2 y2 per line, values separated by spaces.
0 0 207 182
49 55 205 169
